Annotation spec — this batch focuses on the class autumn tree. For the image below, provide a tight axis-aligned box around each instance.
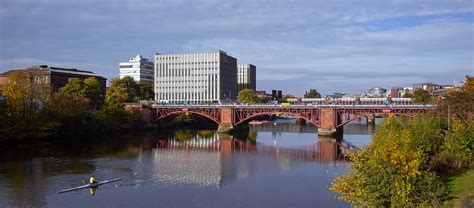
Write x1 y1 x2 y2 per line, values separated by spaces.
0 68 55 139
412 88 431 104
237 89 258 104
105 77 151 106
304 89 321 98
330 116 447 207
436 77 474 121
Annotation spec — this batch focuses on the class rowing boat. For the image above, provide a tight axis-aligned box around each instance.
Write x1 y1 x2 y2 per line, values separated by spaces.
58 178 121 194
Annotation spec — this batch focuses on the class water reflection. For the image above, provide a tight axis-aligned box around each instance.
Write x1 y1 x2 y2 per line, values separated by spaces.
0 119 369 207
146 130 351 188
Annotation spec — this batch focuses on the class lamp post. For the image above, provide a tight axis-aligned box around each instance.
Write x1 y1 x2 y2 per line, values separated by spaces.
442 97 451 130
448 102 451 130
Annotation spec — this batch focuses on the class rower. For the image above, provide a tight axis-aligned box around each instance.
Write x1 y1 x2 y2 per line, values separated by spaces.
90 175 98 184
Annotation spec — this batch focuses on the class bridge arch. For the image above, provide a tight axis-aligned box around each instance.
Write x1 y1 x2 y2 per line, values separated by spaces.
234 112 320 127
155 110 221 125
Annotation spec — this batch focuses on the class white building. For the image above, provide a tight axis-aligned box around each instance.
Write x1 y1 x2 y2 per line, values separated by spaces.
119 55 154 85
237 64 256 92
155 51 237 104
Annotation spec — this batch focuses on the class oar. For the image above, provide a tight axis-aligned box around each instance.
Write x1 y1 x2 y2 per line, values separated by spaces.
58 178 121 194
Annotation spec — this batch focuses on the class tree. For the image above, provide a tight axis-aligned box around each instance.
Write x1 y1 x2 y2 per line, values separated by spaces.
59 78 84 95
44 92 91 137
435 77 474 123
83 77 103 110
304 89 321 98
105 77 151 106
237 89 258 104
138 81 154 100
330 116 447 207
402 92 413 98
463 76 474 92
412 89 431 104
0 68 55 139
60 77 103 110
442 119 474 169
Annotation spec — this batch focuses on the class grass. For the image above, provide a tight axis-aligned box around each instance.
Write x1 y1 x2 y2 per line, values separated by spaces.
443 168 474 208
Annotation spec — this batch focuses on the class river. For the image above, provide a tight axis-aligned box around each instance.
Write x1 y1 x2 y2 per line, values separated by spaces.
0 119 375 207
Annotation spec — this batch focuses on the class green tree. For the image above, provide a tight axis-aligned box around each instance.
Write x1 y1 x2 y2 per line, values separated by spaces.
83 77 103 110
237 89 258 104
442 119 474 169
44 92 91 137
60 77 102 110
412 89 431 104
59 78 84 95
304 89 321 98
94 104 138 133
138 81 154 100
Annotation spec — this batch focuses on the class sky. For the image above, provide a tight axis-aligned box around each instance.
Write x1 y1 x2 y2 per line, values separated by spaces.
0 0 473 96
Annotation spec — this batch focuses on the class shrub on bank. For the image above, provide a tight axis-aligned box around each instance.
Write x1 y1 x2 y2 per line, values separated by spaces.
330 116 447 207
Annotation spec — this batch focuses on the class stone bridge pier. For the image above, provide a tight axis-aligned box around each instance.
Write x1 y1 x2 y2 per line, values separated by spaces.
318 108 343 138
217 107 234 133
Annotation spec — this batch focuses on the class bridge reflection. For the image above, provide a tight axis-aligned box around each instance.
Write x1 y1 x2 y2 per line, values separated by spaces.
132 131 352 188
152 132 351 164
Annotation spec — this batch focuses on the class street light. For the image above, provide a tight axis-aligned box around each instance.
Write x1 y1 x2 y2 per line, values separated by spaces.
448 102 451 130
441 97 451 130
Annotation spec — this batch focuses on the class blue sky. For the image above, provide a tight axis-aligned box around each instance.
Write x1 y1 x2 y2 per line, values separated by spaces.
0 0 473 96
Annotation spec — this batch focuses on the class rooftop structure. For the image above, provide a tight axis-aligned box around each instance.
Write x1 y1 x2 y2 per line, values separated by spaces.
119 55 154 85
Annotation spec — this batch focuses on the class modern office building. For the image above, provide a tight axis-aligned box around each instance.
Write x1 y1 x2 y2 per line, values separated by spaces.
154 50 238 104
119 55 154 85
237 64 256 92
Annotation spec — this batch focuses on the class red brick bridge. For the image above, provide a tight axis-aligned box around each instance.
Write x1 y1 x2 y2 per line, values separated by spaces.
132 105 434 136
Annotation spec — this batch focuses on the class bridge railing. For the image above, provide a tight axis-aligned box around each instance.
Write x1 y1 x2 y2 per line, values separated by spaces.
151 103 436 108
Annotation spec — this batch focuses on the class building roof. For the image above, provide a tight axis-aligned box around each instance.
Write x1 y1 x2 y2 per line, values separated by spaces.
0 69 23 76
0 65 106 80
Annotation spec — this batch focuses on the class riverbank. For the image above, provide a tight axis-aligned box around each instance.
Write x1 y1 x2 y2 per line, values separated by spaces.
444 168 474 208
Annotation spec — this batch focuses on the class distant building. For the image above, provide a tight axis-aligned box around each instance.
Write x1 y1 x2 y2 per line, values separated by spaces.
412 83 441 93
119 55 154 85
271 90 282 100
390 87 403 98
237 64 256 92
255 90 271 102
327 92 346 99
155 51 237 104
368 87 387 97
0 65 107 96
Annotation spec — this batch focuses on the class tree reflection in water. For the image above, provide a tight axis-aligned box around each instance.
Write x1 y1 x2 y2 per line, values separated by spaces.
0 121 359 207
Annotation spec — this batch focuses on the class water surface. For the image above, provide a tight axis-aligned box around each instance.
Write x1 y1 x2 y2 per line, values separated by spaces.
0 119 375 207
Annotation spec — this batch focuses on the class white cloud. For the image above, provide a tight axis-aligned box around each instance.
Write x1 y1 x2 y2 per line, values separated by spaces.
0 0 472 94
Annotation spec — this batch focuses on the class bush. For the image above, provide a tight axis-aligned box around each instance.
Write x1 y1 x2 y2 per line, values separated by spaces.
330 116 447 207
442 119 474 169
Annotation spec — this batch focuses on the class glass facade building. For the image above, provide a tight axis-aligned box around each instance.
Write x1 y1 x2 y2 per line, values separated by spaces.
237 64 256 92
154 51 237 104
